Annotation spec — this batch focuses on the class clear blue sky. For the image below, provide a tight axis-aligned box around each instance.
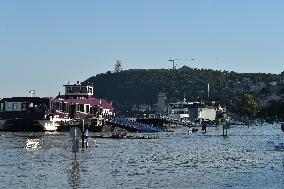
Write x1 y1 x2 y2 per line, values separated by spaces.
1 0 284 97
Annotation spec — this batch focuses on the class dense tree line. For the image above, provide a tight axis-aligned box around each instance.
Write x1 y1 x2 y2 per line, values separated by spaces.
84 66 280 116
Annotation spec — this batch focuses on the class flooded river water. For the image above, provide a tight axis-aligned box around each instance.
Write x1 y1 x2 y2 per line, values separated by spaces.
0 124 283 188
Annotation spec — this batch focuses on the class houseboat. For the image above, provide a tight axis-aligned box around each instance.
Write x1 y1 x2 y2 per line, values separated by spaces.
45 82 114 132
0 97 57 131
167 99 217 124
137 99 218 128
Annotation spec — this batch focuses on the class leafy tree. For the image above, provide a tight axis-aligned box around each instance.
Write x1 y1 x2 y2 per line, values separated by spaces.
241 94 259 117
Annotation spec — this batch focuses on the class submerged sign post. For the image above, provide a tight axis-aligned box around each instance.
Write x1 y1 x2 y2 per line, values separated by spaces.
69 127 81 157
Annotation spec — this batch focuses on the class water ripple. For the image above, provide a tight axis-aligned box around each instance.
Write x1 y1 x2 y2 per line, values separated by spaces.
0 124 284 188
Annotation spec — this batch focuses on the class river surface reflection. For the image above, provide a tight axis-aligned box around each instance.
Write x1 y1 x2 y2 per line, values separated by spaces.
0 124 283 188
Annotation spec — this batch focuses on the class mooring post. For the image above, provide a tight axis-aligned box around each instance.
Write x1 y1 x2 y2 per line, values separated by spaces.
69 127 81 158
81 120 85 149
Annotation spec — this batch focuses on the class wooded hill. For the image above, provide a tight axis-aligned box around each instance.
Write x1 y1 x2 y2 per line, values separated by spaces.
84 66 279 115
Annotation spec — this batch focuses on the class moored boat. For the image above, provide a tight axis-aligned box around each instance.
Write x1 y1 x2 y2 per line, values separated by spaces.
0 97 57 132
45 82 114 132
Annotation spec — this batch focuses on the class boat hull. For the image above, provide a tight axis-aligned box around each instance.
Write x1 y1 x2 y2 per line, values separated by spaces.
0 118 57 132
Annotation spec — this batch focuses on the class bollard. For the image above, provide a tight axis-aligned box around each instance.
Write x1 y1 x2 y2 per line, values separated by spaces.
81 120 85 149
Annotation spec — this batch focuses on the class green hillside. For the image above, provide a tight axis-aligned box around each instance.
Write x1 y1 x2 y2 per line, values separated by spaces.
84 66 279 115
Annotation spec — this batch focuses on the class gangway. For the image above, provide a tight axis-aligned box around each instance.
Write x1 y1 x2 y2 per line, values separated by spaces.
108 117 167 132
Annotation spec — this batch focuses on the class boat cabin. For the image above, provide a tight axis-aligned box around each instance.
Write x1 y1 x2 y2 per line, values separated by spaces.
167 100 217 122
0 97 50 112
48 82 113 122
63 81 94 99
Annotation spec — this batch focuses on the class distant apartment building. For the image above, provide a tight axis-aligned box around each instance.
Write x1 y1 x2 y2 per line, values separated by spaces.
258 93 280 107
249 82 266 93
233 82 245 92
242 77 252 84
269 81 277 86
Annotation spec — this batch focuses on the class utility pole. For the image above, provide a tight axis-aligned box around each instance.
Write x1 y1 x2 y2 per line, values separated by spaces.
207 83 210 99
169 59 175 69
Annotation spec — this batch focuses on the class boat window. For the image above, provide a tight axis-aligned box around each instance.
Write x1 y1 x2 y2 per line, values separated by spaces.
66 87 71 93
76 87 80 93
62 103 66 112
88 87 93 94
85 105 89 113
35 105 41 112
81 87 87 93
72 87 77 93
42 103 48 111
90 107 93 114
72 87 79 93
10 102 21 111
79 104 84 112
21 103 28 111
54 102 60 111
58 103 62 112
